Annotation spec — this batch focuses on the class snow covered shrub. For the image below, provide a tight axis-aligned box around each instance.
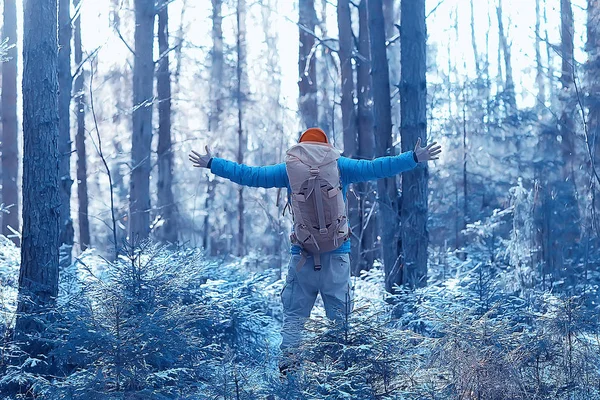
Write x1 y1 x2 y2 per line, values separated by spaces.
405 263 600 400
505 179 536 291
0 235 19 332
1 241 281 399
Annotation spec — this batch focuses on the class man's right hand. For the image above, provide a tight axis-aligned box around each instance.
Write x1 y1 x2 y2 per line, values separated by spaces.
188 145 213 168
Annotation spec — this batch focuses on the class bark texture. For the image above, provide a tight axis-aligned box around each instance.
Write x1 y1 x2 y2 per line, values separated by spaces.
16 0 61 350
368 0 400 292
400 0 428 289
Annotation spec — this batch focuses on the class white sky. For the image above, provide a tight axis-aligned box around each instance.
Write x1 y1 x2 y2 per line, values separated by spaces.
9 0 591 128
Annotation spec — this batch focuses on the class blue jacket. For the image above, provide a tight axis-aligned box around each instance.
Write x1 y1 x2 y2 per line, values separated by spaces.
210 151 418 254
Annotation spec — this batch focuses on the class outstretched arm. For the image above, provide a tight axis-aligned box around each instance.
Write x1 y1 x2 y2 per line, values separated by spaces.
189 147 288 188
340 139 442 184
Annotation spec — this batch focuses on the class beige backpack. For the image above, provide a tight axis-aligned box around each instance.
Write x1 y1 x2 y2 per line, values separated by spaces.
285 142 349 270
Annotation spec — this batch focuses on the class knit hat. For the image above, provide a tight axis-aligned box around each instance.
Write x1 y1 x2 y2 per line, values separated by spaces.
299 127 329 143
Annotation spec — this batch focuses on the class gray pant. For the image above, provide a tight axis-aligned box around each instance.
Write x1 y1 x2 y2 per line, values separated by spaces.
280 253 353 352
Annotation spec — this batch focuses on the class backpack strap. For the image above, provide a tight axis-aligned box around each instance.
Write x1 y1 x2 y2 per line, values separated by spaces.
313 253 322 271
294 250 322 272
306 167 327 234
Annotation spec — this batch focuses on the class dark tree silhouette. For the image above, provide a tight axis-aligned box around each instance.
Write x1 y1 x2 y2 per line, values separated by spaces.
58 0 74 264
15 0 61 352
209 0 224 134
129 0 155 240
589 0 600 175
355 0 376 274
205 0 223 254
338 0 357 158
337 0 360 272
236 0 247 256
1 0 19 245
74 0 91 251
400 0 428 288
497 0 516 111
367 0 400 293
156 0 178 244
298 0 318 128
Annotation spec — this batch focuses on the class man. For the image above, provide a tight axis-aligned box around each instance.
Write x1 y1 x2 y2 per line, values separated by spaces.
189 127 441 375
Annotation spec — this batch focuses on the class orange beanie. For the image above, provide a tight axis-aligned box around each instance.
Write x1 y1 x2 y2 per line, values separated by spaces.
299 127 329 143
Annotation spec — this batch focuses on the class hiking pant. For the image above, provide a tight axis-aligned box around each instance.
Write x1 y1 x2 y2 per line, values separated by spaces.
280 253 353 352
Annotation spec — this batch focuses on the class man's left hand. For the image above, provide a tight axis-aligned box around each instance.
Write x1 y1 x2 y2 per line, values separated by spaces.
414 138 442 162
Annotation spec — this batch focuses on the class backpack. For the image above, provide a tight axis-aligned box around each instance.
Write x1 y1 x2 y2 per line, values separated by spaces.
285 142 349 270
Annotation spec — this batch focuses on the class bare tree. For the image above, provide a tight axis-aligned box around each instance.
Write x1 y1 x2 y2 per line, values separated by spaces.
74 0 91 250
156 0 178 243
400 0 428 289
15 0 61 354
129 0 155 241
299 0 318 128
58 0 74 264
1 0 19 245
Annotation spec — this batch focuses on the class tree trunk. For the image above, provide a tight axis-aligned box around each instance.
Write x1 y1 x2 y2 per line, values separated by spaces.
544 0 556 109
560 0 576 177
589 0 600 177
58 0 74 265
156 0 177 244
74 0 91 251
209 0 224 133
383 0 400 132
535 0 546 106
368 0 400 292
470 0 481 77
236 0 247 256
400 0 428 289
557 0 581 279
1 0 19 245
15 0 61 354
129 0 155 241
298 0 318 128
497 0 516 111
337 0 360 272
355 0 376 274
207 0 224 254
318 0 333 136
338 0 357 158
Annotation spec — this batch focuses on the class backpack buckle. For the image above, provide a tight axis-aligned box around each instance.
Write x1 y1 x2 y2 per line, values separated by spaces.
319 228 327 235
309 167 319 175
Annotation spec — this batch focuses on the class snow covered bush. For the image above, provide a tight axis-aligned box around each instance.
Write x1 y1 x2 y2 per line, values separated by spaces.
1 241 281 399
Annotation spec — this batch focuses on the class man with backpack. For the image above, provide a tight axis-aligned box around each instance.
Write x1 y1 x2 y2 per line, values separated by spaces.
189 127 441 376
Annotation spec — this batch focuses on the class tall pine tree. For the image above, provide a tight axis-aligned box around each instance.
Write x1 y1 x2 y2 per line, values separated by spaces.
16 0 61 354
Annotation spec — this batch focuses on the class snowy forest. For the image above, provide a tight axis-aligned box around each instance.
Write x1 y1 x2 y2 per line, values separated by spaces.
0 0 600 398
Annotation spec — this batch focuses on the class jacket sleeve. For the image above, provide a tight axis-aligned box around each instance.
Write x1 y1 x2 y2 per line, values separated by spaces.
338 151 418 185
210 158 289 188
